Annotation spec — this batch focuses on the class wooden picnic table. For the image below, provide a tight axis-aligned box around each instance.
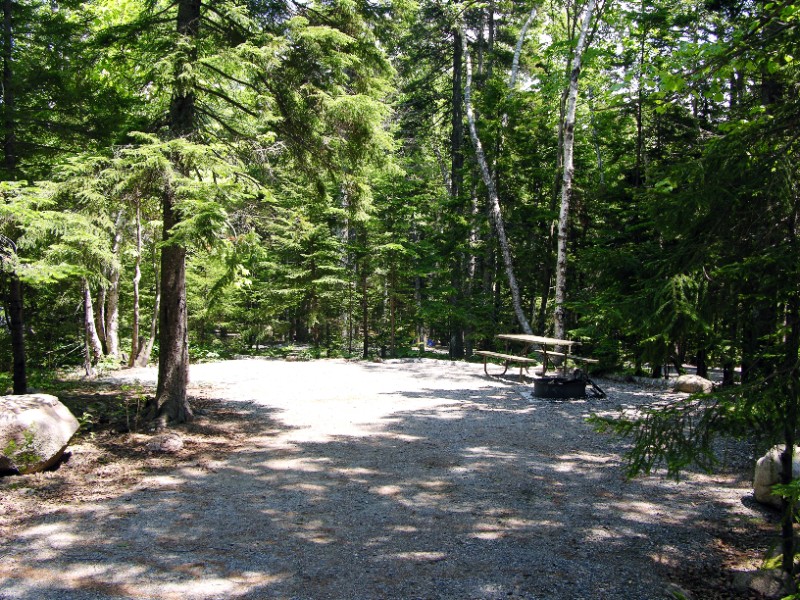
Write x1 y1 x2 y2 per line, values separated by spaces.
475 334 598 381
497 334 578 377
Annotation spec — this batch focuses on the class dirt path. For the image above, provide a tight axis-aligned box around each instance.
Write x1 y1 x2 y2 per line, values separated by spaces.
0 359 771 599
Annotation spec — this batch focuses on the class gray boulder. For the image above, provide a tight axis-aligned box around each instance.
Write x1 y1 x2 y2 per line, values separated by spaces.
754 445 800 508
672 374 714 394
0 394 79 474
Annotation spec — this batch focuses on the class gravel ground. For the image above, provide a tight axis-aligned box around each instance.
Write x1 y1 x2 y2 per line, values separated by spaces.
0 358 767 599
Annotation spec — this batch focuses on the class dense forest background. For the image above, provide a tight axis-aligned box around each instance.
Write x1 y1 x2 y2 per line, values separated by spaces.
0 0 796 406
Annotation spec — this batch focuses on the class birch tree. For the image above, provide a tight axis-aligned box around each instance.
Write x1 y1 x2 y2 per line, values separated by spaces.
460 9 537 335
553 0 597 342
82 277 104 376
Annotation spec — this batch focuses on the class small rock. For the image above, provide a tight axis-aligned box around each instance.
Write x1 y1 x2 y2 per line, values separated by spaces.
672 374 714 394
146 433 184 453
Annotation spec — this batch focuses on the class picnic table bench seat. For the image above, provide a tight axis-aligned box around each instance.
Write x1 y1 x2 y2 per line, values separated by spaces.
475 349 598 365
474 350 539 364
528 349 600 364
475 346 599 382
474 350 541 380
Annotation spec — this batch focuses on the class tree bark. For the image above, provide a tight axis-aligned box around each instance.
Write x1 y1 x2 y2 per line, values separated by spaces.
462 29 532 335
508 7 537 92
2 0 24 393
105 211 124 359
485 0 495 82
553 0 597 342
635 14 646 187
152 182 190 425
2 0 14 177
361 258 369 359
492 7 537 177
95 286 107 353
9 273 25 393
83 278 104 373
389 265 396 358
134 249 160 368
150 0 200 426
130 203 142 366
449 28 466 358
781 292 800 577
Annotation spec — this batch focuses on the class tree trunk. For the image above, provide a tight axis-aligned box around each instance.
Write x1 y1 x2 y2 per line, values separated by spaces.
635 13 646 187
462 29 532 335
781 292 800 577
95 286 107 353
390 265 396 358
152 183 190 425
361 271 369 359
348 277 354 354
105 212 124 359
492 7 537 180
3 0 24 393
2 0 14 177
449 28 466 359
509 8 537 92
485 0 495 82
134 251 160 368
553 0 597 342
130 203 142 366
150 0 200 426
695 347 708 378
83 278 104 370
9 273 25 393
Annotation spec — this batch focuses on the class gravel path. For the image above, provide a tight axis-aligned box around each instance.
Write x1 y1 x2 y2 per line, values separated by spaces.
0 358 762 599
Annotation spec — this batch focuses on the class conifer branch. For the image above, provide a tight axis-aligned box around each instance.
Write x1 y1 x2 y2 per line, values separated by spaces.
196 84 260 118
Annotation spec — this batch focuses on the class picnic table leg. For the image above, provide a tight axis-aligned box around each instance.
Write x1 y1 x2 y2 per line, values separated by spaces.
521 343 533 381
541 347 549 375
483 356 509 377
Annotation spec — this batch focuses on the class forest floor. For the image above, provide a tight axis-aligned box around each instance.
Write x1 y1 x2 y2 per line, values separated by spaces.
0 358 781 600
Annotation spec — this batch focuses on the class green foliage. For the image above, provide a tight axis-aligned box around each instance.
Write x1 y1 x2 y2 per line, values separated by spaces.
590 385 756 478
2 429 41 471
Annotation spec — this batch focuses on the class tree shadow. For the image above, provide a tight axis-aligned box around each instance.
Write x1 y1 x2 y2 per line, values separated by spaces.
0 371 764 600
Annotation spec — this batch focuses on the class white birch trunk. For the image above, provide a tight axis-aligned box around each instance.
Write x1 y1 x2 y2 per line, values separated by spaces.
553 0 597 342
509 7 537 92
134 247 160 368
462 30 533 335
83 278 104 375
94 286 106 350
105 211 124 359
495 8 537 174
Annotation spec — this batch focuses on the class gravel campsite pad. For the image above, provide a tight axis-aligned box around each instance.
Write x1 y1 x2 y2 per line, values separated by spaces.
0 358 773 599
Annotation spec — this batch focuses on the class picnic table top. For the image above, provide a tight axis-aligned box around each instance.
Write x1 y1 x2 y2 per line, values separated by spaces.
496 333 580 347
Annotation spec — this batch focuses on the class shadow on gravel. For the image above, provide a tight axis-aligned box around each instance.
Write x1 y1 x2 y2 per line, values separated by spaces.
0 375 760 600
